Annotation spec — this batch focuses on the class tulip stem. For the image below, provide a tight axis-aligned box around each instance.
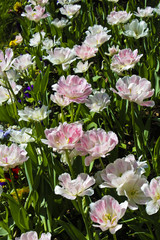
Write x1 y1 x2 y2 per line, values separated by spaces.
70 102 74 123
98 47 105 60
145 0 147 8
77 197 92 240
3 73 19 121
131 102 138 153
113 234 117 240
74 104 81 122
99 157 105 169
61 107 65 123
65 150 74 178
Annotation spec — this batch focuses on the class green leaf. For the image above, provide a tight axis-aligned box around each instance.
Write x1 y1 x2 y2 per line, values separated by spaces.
4 193 30 232
33 73 41 95
92 76 101 82
0 105 14 124
26 143 38 165
24 159 33 191
56 219 86 240
0 221 11 236
24 190 39 210
139 63 148 79
93 232 101 240
0 227 8 236
87 122 97 130
35 56 43 71
8 200 25 231
18 207 30 230
152 136 160 174
41 65 50 94
154 72 160 97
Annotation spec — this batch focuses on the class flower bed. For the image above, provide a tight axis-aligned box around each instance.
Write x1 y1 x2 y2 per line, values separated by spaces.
0 0 160 239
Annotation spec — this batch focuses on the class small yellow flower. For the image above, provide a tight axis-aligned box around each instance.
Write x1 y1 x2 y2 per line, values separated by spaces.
0 179 7 187
9 40 18 47
9 33 23 47
13 2 22 12
11 186 29 200
0 179 6 183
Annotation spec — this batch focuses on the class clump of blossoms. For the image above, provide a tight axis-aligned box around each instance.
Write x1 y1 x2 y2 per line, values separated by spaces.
50 92 70 107
42 122 83 152
12 54 34 72
75 129 118 166
52 75 92 103
55 173 95 199
110 49 143 74
74 44 98 61
21 5 50 22
29 31 45 47
90 195 128 234
15 231 51 240
4 69 19 82
110 75 155 107
18 105 51 122
105 45 119 56
0 48 13 75
154 3 160 15
134 6 154 18
41 38 53 51
15 34 23 44
123 19 149 39
60 4 81 19
28 0 49 6
84 31 111 48
116 172 149 210
85 89 111 112
42 36 60 50
0 80 22 105
57 0 81 4
100 154 147 188
85 25 108 36
43 47 76 70
100 155 149 210
9 128 35 146
51 18 70 28
142 177 160 215
107 10 132 25
0 144 28 171
84 24 111 48
73 61 93 73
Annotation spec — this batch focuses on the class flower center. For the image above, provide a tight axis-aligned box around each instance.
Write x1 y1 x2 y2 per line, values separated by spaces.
102 213 112 223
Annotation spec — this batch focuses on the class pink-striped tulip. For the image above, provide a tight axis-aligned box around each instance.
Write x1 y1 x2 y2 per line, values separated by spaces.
42 122 83 152
90 195 128 234
74 44 98 61
15 231 51 240
55 172 95 199
0 144 28 171
141 177 160 215
21 5 49 22
52 75 92 103
75 129 118 166
110 49 143 74
111 75 155 107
